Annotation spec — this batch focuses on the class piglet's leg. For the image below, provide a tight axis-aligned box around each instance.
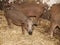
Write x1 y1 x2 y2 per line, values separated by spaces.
5 16 12 28
34 16 39 26
50 22 57 38
21 24 25 35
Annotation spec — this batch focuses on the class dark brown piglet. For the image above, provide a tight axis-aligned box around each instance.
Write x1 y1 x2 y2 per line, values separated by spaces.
4 6 33 35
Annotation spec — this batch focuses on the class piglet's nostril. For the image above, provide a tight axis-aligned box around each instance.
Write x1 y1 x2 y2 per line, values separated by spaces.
28 31 32 35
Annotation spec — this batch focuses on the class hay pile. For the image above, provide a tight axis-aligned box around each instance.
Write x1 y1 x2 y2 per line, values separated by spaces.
0 10 59 45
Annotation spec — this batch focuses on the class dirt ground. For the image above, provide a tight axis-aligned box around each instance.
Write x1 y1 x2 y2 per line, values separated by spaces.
0 10 60 45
